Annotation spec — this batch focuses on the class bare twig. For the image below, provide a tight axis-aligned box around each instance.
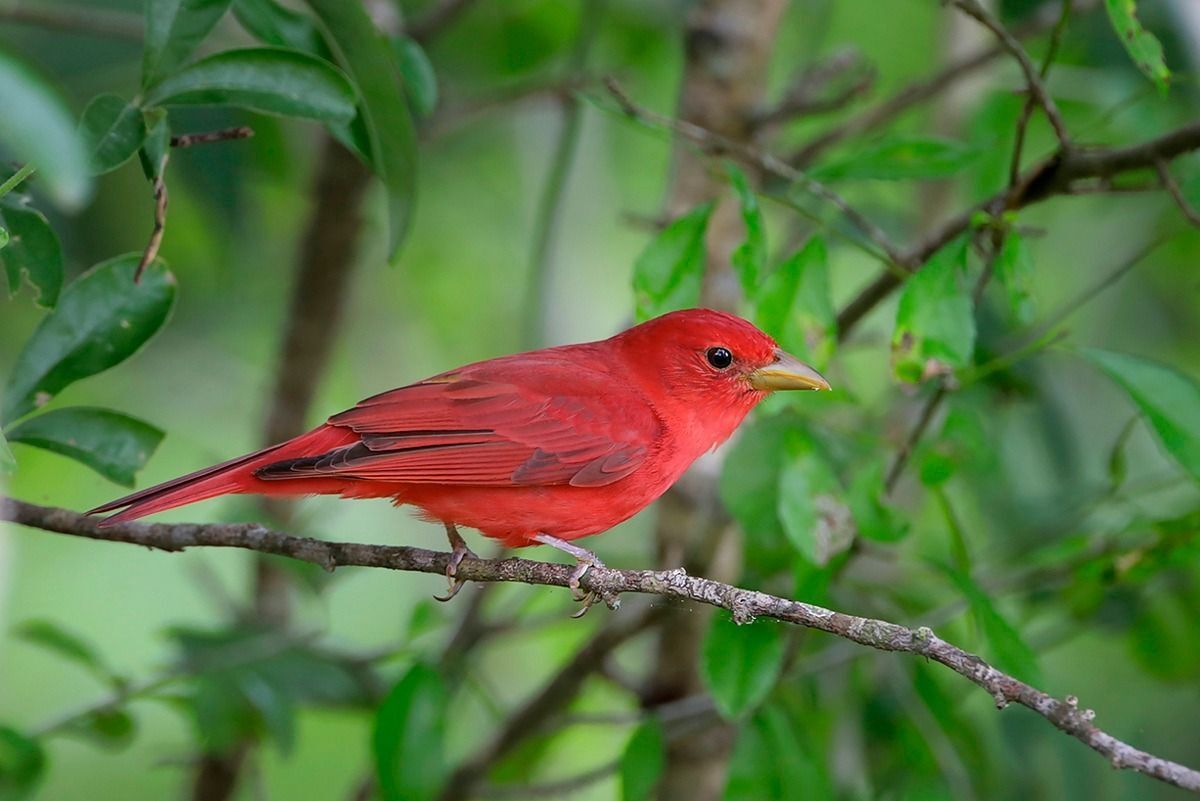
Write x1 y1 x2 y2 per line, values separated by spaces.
1156 161 1200 228
171 127 255 149
4 497 1200 795
1008 0 1072 186
480 759 621 799
885 384 948 495
949 0 1071 147
134 153 168 283
752 50 875 129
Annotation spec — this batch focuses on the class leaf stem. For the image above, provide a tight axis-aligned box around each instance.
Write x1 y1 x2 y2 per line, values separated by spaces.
0 164 37 200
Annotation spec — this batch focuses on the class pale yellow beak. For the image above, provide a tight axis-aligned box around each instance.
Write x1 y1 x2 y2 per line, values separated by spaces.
748 349 831 392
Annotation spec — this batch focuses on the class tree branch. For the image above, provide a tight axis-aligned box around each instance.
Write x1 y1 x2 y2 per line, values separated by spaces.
4 497 1199 795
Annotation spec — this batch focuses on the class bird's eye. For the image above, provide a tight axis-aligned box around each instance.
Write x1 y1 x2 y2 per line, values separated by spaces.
706 347 733 369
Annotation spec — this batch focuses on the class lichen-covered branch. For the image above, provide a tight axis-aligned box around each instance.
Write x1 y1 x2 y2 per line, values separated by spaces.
3 497 1198 795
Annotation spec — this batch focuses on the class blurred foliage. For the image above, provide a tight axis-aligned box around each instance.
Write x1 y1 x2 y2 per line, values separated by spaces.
1 0 1199 800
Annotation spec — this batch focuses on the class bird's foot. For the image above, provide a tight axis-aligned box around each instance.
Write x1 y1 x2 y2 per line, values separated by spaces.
433 523 477 603
532 533 607 618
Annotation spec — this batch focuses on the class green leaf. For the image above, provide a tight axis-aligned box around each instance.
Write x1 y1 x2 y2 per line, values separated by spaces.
777 437 853 566
937 563 1041 684
1083 349 1200 482
620 720 664 801
753 236 835 368
1 254 176 425
994 231 1034 324
144 47 358 122
373 663 447 801
0 196 64 308
0 50 90 209
0 432 13 474
393 38 438 119
892 238 975 383
701 614 786 719
7 407 164 487
232 0 329 56
0 226 8 251
0 726 44 801
74 710 136 750
142 0 235 87
14 619 108 678
848 460 908 542
811 136 979 182
1104 0 1170 92
79 94 147 174
303 0 418 265
632 202 712 322
728 164 766 294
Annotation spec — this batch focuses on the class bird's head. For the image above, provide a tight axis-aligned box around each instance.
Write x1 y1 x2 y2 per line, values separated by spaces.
617 308 830 415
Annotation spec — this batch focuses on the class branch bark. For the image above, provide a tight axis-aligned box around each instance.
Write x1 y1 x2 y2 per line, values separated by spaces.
4 496 1199 795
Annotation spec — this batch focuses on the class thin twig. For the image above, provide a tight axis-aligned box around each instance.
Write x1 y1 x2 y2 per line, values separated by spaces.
1008 0 1072 186
134 153 169 283
4 497 1200 795
171 127 255 149
885 385 948 495
0 3 142 39
1155 161 1200 228
752 50 875 129
479 758 620 799
949 0 1071 147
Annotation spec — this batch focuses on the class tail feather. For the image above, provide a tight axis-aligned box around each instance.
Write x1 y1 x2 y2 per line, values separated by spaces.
88 424 355 526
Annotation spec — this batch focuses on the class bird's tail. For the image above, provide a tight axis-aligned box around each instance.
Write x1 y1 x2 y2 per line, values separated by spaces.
87 425 353 526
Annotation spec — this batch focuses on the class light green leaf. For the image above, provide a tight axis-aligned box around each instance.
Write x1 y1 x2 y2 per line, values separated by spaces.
7 407 164 487
811 136 979 182
14 619 109 679
937 563 1041 684
701 614 786 719
728 164 766 294
2 254 176 425
1083 349 1200 482
0 725 44 801
892 238 975 383
373 663 446 801
0 227 8 251
0 51 90 209
79 94 147 174
0 196 63 308
303 0 418 265
777 436 853 566
620 720 664 801
632 202 712 322
1105 0 1170 92
143 0 235 87
753 236 835 368
144 47 358 122
994 231 1034 323
393 38 438 119
232 0 329 56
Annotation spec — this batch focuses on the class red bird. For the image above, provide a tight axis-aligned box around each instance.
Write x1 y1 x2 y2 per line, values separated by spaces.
90 309 829 609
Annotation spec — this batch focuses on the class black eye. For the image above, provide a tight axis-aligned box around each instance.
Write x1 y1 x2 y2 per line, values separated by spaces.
706 347 733 369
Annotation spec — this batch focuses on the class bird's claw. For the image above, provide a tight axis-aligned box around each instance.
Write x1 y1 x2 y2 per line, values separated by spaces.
567 555 604 618
433 534 476 603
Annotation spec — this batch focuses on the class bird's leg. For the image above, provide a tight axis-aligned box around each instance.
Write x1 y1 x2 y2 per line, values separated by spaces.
433 522 477 603
532 533 606 618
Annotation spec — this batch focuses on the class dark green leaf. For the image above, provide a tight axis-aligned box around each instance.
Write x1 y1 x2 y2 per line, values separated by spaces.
892 238 975 383
1104 0 1170 92
632 202 712 321
728 164 766 294
1083 349 1200 482
938 563 1041 684
1107 414 1140 492
303 0 418 265
701 614 786 719
848 460 908 542
79 94 147 174
233 0 329 55
373 663 447 801
811 137 979 182
725 706 830 801
1 254 176 424
393 38 438 119
76 710 136 750
620 720 664 801
994 231 1034 324
753 236 835 368
0 196 63 308
138 110 171 180
144 47 358 122
777 437 853 566
0 726 44 801
0 51 90 209
14 619 108 678
7 407 164 487
142 0 235 87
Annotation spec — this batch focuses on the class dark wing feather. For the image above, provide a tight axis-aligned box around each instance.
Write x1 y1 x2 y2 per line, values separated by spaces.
254 354 661 488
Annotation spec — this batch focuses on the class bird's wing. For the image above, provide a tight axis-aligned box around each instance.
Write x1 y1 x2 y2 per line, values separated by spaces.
254 355 662 488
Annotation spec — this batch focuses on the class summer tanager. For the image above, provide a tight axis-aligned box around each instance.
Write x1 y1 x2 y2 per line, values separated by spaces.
90 309 828 608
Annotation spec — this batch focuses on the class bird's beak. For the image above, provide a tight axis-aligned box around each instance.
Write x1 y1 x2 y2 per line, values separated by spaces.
748 349 831 392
